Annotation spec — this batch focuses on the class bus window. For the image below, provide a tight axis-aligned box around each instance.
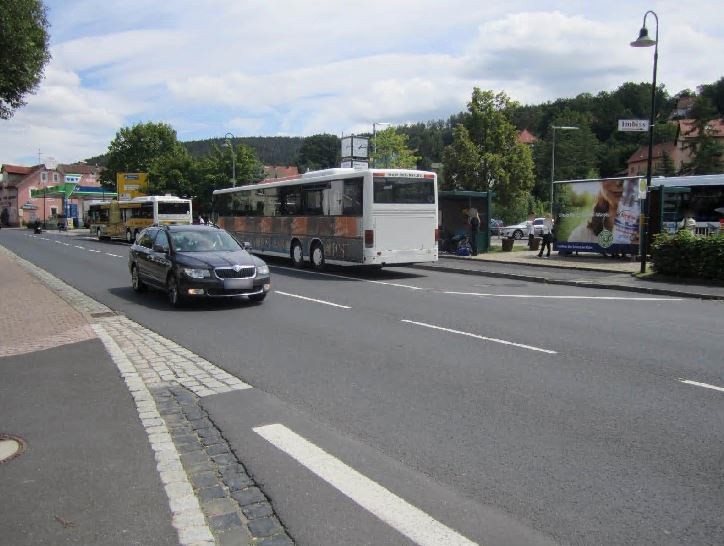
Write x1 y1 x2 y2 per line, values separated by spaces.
276 186 300 216
302 184 327 215
343 178 363 215
373 176 434 204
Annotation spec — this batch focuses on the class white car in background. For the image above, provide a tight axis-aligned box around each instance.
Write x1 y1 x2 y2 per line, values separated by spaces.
501 220 533 239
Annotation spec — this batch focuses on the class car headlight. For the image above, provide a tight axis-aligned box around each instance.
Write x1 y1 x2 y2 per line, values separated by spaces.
183 268 211 279
256 264 270 276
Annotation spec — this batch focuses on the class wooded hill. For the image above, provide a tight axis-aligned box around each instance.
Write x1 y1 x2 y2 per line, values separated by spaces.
85 77 723 181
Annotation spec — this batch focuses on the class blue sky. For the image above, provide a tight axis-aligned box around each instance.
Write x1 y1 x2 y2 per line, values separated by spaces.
2 0 723 166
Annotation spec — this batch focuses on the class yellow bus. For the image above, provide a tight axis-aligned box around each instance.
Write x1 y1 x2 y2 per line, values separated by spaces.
88 195 192 242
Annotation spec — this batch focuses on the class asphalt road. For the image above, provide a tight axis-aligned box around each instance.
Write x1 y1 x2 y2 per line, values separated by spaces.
2 228 723 546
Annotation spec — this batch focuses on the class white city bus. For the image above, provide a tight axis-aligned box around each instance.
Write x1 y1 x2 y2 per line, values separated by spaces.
88 195 192 242
212 168 438 268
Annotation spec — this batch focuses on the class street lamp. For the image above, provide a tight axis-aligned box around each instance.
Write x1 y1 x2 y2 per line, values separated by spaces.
630 10 659 274
223 132 236 187
550 125 579 215
372 122 390 167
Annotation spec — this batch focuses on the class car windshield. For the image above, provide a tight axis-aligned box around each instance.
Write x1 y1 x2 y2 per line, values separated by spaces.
170 230 241 252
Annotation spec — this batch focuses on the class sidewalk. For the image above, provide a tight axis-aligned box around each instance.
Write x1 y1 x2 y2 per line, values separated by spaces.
421 238 724 300
0 241 292 546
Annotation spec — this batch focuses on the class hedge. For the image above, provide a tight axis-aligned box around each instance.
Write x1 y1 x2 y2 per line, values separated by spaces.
651 230 724 280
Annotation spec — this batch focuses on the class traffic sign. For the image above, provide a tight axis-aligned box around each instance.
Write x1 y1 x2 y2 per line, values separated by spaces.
618 119 649 132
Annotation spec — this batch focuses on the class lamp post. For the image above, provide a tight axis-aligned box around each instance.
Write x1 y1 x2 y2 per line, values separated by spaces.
372 122 390 167
224 132 236 187
630 10 659 274
550 125 579 215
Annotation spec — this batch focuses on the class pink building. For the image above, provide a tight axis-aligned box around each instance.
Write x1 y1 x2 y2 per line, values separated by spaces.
1 163 103 227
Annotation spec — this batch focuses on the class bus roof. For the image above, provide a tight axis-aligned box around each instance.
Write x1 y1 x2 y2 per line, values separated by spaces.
213 168 436 195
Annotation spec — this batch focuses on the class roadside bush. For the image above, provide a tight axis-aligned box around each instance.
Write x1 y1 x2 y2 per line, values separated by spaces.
651 230 724 280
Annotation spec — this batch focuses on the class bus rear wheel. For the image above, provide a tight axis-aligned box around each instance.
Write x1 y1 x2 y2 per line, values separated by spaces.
310 242 325 270
96 228 102 240
291 241 304 267
126 229 133 243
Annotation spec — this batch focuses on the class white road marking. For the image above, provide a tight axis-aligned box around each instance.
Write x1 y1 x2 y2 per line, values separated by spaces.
678 379 724 393
273 265 423 290
444 291 681 301
275 290 351 309
106 253 124 258
254 424 477 546
88 249 102 253
74 245 85 249
402 319 557 354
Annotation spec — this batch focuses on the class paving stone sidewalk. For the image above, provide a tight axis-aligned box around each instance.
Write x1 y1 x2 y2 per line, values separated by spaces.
0 244 294 546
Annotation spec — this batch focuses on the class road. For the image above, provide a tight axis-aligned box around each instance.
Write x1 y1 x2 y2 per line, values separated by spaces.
2 228 723 546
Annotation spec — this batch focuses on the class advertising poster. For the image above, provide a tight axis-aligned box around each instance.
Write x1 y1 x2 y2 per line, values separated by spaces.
554 178 641 254
117 172 149 200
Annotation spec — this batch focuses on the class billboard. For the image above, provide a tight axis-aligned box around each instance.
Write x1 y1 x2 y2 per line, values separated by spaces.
554 178 641 254
116 172 149 200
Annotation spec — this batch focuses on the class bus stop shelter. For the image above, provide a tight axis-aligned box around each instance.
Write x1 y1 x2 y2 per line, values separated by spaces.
438 190 493 253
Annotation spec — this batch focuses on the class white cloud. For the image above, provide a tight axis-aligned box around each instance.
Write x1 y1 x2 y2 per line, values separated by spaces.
2 1 722 165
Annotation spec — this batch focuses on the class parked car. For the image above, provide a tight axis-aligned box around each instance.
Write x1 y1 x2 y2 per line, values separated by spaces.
128 224 271 306
501 220 532 239
489 218 504 235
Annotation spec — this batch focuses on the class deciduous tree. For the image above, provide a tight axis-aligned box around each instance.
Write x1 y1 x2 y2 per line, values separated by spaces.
0 0 51 119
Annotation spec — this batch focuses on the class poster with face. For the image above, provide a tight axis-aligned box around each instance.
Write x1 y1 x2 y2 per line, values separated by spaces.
553 178 641 254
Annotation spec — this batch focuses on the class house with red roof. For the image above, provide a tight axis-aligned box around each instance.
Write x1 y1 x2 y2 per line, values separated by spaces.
0 163 103 227
517 129 538 145
626 119 724 177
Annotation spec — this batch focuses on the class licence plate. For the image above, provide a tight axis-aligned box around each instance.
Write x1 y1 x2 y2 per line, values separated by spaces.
223 278 253 289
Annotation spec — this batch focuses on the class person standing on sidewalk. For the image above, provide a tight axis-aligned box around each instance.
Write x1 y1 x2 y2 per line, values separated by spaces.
538 215 554 258
468 208 480 255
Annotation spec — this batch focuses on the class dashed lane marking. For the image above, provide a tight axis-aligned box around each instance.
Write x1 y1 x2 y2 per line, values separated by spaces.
401 319 557 354
254 423 478 546
275 290 351 309
678 379 724 393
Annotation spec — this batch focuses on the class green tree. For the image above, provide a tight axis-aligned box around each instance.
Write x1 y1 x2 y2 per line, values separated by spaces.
194 143 263 213
101 122 187 189
295 134 339 172
371 127 419 168
682 96 723 174
699 77 724 116
443 88 535 209
0 0 51 119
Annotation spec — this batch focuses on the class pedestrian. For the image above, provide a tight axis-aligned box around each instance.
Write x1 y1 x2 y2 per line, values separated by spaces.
468 208 480 255
198 215 205 225
538 215 554 258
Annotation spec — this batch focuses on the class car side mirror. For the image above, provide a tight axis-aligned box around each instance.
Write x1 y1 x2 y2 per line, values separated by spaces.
243 242 252 251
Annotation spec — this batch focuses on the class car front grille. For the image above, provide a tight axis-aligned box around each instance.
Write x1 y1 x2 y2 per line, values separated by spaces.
215 266 256 279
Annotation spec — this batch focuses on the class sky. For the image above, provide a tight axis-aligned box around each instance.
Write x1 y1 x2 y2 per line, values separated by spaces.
2 0 723 167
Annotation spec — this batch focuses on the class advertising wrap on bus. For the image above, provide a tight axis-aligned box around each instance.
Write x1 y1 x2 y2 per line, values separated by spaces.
553 177 641 255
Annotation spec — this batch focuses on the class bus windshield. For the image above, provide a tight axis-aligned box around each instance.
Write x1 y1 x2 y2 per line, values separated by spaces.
158 202 191 215
373 176 435 204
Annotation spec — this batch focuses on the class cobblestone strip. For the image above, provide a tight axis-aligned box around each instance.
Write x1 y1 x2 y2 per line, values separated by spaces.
92 323 216 546
101 315 252 397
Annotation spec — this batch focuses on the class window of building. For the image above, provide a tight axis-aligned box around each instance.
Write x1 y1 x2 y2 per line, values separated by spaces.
41 172 48 182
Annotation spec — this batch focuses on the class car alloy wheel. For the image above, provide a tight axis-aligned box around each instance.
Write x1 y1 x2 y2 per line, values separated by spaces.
131 264 146 292
167 276 183 307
